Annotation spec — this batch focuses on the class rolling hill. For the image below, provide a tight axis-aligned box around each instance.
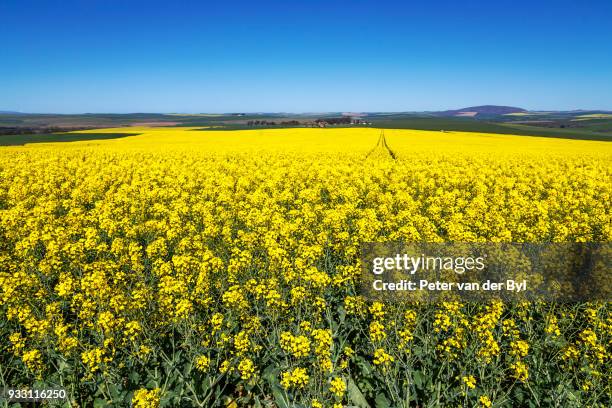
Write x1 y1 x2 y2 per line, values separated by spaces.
436 105 527 117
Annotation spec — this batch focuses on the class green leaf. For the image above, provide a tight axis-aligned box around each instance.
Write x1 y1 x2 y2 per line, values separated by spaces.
107 383 122 401
347 378 371 408
412 371 423 389
128 371 140 384
354 355 374 376
270 381 289 408
183 361 193 377
337 304 347 324
162 390 178 406
514 387 525 403
374 393 391 408
411 345 424 358
263 365 289 408
93 398 108 408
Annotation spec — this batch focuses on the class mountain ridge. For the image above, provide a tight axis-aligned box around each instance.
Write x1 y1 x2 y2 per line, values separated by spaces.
435 105 527 117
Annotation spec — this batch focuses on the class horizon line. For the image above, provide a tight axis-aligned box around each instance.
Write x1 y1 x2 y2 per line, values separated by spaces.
3 107 612 115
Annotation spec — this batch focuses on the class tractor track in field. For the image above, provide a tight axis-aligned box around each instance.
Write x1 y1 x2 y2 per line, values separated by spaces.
366 129 397 159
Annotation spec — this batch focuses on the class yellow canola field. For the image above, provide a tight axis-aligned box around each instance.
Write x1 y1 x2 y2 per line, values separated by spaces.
14 125 611 156
0 127 610 407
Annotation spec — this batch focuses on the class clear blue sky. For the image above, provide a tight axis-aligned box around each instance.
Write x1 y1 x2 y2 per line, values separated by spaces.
1 0 611 113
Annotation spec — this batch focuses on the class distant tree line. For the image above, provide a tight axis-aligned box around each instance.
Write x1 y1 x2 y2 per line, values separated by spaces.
246 120 305 126
315 117 352 125
247 120 278 126
246 117 355 127
0 126 97 135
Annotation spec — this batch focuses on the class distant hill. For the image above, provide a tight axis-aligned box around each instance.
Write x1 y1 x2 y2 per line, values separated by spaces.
436 105 527 117
0 111 25 115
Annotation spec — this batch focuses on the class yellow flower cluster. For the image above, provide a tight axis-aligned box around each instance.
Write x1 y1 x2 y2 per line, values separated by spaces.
280 331 311 358
281 367 310 389
195 355 210 372
328 377 346 398
373 348 394 367
132 388 161 408
462 375 477 389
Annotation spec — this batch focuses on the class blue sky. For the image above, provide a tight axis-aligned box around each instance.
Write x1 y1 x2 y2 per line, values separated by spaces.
1 0 611 113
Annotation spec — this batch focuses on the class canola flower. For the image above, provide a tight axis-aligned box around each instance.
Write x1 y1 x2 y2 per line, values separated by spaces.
462 375 477 389
0 127 610 407
479 395 493 407
328 377 346 398
132 388 161 408
281 367 310 390
195 355 210 372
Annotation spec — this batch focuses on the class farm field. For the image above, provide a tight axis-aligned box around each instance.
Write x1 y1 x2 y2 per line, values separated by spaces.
370 117 612 141
0 132 139 146
3 111 612 142
0 127 611 407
